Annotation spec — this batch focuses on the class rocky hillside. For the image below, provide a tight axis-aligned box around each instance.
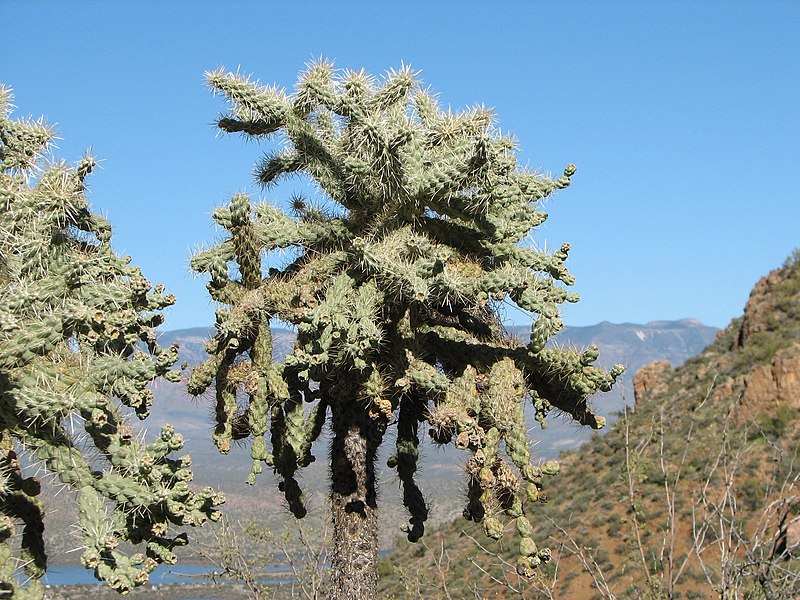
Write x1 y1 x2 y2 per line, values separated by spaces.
379 253 800 599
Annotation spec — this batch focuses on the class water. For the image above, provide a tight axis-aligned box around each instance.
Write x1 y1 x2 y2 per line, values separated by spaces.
41 564 216 586
39 563 298 589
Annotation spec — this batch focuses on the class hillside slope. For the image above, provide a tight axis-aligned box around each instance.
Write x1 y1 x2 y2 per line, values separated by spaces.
380 254 800 599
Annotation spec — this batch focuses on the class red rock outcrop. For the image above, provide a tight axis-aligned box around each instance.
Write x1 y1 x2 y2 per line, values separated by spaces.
633 360 672 408
743 342 800 409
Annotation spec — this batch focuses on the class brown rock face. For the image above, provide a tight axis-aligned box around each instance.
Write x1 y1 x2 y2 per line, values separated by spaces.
786 516 800 557
633 360 672 408
734 266 797 350
743 342 800 409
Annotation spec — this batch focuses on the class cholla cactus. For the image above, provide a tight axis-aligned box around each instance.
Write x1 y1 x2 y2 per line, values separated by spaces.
0 87 223 597
193 61 622 598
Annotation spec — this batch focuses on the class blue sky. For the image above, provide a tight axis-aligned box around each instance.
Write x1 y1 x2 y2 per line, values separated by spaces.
3 1 798 331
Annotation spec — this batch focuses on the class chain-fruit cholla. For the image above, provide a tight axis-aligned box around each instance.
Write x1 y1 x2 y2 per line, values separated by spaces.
0 86 223 598
192 61 623 597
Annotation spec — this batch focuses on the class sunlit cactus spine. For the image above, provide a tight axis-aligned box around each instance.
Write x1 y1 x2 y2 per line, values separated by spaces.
193 60 623 598
0 86 223 597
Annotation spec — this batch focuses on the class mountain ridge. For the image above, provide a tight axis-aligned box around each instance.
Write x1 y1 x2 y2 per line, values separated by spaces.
148 318 718 458
150 319 717 459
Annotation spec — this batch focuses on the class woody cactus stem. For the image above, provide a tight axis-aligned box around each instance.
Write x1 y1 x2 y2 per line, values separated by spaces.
329 391 381 600
0 86 222 598
194 60 623 597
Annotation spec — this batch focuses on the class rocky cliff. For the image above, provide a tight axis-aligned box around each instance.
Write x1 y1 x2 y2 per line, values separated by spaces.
634 256 800 424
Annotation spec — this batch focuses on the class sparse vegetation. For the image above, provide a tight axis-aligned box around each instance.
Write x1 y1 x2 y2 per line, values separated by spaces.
782 248 800 270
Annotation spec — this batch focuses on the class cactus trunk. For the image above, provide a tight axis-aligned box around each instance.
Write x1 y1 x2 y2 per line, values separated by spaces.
329 400 379 600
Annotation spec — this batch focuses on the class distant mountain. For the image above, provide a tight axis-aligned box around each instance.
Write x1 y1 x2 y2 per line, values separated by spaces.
143 319 716 509
149 319 717 463
158 319 717 376
554 318 717 371
157 326 296 367
510 318 718 456
380 256 800 598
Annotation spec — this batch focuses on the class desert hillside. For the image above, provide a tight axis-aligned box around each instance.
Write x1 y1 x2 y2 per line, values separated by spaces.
380 252 800 599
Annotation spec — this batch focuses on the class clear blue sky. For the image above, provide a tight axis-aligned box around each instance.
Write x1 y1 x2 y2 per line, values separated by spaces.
4 1 798 331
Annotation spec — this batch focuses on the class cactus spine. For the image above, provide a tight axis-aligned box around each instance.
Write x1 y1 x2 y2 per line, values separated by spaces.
194 61 623 598
0 86 222 597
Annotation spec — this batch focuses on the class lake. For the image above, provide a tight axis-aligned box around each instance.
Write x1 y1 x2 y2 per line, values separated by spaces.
39 563 297 588
41 564 218 586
